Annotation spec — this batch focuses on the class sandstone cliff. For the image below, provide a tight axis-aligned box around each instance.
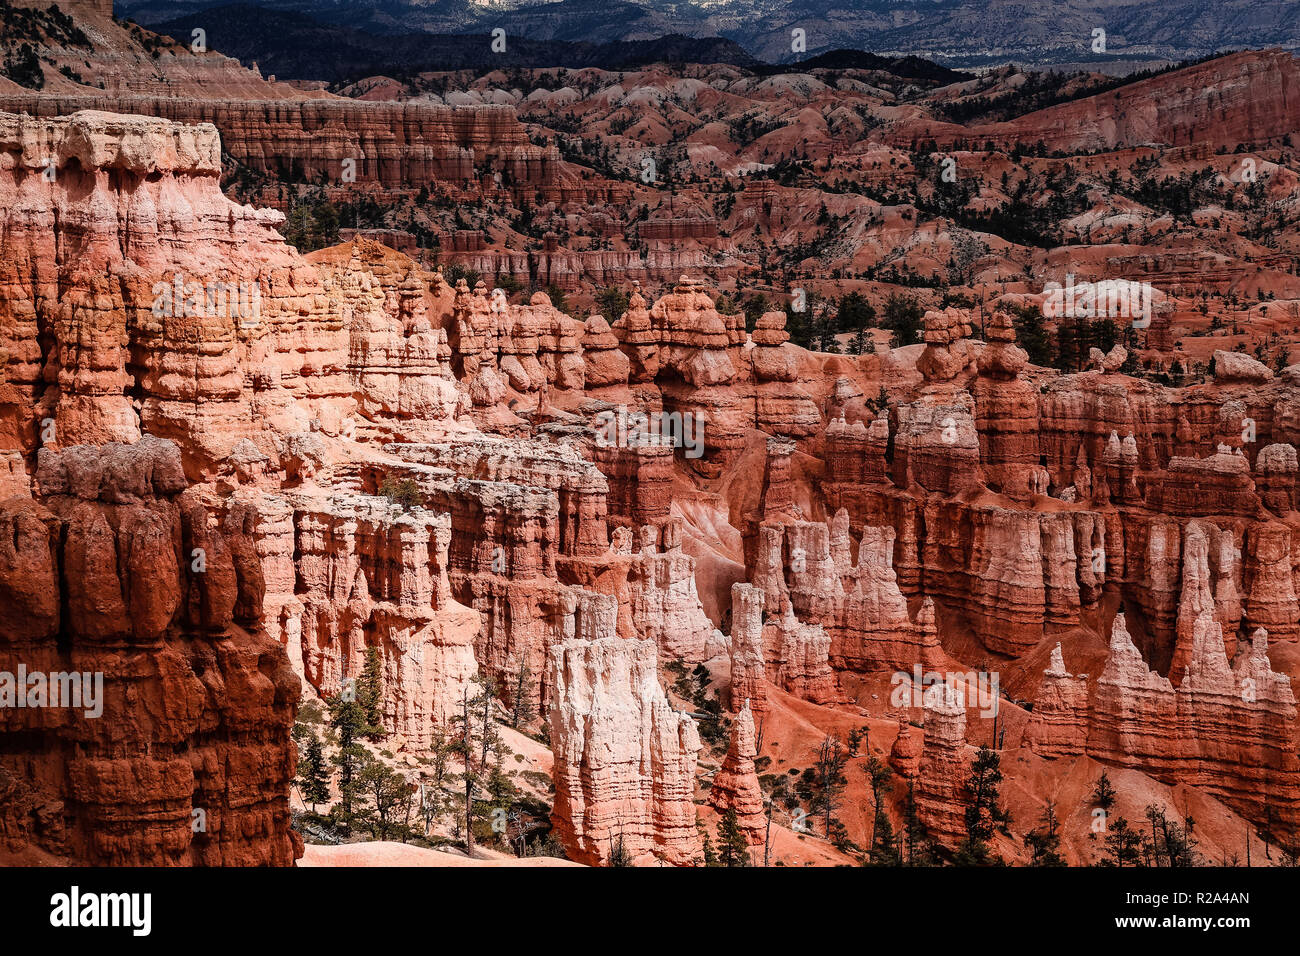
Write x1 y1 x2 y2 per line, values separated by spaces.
0 438 300 865
547 636 703 866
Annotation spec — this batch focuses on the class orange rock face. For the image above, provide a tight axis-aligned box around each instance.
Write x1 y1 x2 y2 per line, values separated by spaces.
8 56 1300 867
708 699 766 846
0 93 620 206
894 50 1300 155
547 636 703 866
915 685 969 849
0 438 300 865
1028 615 1300 833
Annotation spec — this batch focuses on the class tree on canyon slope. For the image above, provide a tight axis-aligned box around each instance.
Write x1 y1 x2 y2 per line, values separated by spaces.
357 646 386 742
899 779 937 866
297 732 331 813
510 660 535 730
1142 804 1199 867
717 809 751 868
837 291 877 341
596 286 630 323
883 293 924 348
356 754 417 842
1011 304 1053 367
741 292 769 333
326 690 370 832
954 745 1012 865
1024 801 1066 866
452 685 479 851
804 734 850 841
450 673 517 851
281 196 340 252
1091 771 1117 814
1101 816 1144 866
783 294 816 350
416 727 456 837
863 755 896 863
380 476 424 513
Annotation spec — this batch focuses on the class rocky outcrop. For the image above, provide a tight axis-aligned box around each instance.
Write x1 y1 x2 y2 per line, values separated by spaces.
394 435 610 559
581 314 630 388
11 89 1300 869
0 94 622 205
752 509 942 674
764 604 839 703
708 699 766 846
547 636 703 866
282 491 479 744
608 280 818 475
729 583 768 715
972 311 1040 499
625 520 726 663
1028 614 1300 837
451 284 586 403
0 438 300 865
1256 443 1298 514
591 440 674 532
893 50 1300 153
1170 521 1240 681
915 684 968 849
888 719 921 779
1022 643 1089 757
1243 522 1300 640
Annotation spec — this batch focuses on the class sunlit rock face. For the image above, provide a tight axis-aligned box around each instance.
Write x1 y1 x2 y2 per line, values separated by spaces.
8 58 1300 872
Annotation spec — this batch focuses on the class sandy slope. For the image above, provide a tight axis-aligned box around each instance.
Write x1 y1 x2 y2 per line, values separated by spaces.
300 842 582 867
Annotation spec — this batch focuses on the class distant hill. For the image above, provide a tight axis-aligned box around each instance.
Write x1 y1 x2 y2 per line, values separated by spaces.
122 0 1300 68
152 3 758 81
755 50 972 85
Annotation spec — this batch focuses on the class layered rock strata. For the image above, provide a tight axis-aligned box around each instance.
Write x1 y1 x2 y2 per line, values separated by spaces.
0 438 300 865
547 636 703 866
707 699 766 847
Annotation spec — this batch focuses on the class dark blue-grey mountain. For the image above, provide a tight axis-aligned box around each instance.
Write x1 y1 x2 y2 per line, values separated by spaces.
115 0 1300 66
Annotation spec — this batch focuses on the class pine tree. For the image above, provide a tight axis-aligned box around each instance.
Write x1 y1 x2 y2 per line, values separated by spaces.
837 291 876 333
863 755 893 855
298 731 331 813
510 659 535 729
1025 800 1066 866
867 812 901 865
850 326 870 354
1102 816 1144 866
717 809 751 867
1054 318 1084 372
698 817 719 867
326 688 369 830
902 778 924 865
954 745 1011 865
357 645 386 741
452 685 476 852
608 832 634 867
357 754 415 841
847 725 869 757
450 673 513 851
883 293 923 347
1091 771 1116 812
1011 304 1053 366
809 734 850 838
1143 804 1199 866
